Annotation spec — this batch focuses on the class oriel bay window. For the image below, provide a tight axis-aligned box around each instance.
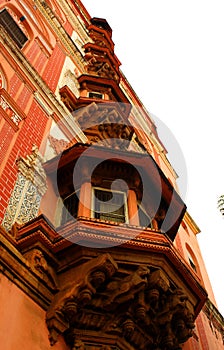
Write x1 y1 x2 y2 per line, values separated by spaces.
56 157 158 228
46 145 185 240
56 158 157 227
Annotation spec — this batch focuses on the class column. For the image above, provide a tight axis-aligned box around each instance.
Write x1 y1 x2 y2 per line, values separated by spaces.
127 188 139 226
77 164 92 218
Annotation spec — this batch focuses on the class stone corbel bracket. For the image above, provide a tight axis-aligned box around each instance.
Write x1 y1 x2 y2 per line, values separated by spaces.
46 253 118 345
46 253 197 349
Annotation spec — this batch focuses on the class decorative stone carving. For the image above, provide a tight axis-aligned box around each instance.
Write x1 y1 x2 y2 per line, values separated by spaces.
85 57 119 83
48 134 69 155
84 21 120 84
46 253 196 349
24 248 58 290
17 144 47 196
2 145 47 231
61 69 80 98
102 265 150 309
46 253 118 345
72 102 134 149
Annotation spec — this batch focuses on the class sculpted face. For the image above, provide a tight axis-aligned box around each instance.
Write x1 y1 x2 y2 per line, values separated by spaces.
137 265 150 277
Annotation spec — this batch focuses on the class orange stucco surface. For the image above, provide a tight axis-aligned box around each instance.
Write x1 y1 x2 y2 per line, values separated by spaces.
0 274 69 350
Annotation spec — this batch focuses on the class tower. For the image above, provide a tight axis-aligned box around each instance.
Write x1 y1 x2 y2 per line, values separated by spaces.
0 1 223 349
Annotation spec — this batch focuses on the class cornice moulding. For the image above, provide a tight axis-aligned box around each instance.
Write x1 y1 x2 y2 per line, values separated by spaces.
57 0 90 43
184 211 201 235
34 0 85 72
0 226 53 309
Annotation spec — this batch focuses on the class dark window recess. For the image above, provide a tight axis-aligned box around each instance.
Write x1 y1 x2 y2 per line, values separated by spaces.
94 189 126 223
88 92 103 99
189 257 197 272
0 9 28 48
61 191 79 225
138 204 152 228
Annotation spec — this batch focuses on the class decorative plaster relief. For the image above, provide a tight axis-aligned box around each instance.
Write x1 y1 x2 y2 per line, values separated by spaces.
2 145 47 231
2 173 41 231
24 248 58 290
62 69 80 98
0 88 25 128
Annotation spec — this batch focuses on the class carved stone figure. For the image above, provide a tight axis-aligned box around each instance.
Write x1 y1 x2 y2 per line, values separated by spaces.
25 248 58 290
46 255 196 349
46 253 118 345
103 265 150 308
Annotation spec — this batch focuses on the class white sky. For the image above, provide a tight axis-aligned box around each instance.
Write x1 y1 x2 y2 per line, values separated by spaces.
82 0 224 315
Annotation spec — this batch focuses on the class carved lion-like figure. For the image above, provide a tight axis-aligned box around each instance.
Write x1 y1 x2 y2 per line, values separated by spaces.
103 265 150 307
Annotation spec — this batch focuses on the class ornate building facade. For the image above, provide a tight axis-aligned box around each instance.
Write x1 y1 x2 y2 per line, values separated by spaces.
0 0 223 349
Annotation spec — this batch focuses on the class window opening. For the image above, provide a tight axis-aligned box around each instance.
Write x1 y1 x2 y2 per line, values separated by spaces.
188 255 197 272
187 250 197 272
61 190 80 225
0 9 28 48
93 188 127 223
88 91 104 99
138 202 152 228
